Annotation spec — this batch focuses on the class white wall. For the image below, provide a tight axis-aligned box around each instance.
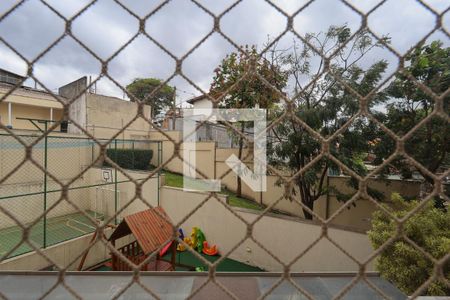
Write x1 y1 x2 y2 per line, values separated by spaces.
192 98 213 110
0 229 113 271
160 186 374 272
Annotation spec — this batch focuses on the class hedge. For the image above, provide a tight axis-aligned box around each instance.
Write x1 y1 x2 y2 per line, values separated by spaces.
105 148 153 171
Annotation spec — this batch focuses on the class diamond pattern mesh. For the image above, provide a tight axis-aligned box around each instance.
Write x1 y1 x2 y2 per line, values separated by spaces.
0 0 449 299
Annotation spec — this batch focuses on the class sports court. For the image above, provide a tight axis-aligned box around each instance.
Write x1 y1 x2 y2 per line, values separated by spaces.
0 210 103 259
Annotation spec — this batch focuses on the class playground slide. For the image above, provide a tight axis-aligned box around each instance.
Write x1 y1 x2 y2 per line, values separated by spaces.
162 229 185 255
159 241 173 257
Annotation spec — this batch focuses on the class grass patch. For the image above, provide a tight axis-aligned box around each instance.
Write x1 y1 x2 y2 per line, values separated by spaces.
162 171 263 211
222 190 264 210
163 171 184 188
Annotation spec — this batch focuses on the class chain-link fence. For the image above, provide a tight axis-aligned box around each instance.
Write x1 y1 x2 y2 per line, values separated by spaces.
0 0 449 299
0 134 160 260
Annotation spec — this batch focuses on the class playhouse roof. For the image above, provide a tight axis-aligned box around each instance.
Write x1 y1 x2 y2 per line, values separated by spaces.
108 207 173 254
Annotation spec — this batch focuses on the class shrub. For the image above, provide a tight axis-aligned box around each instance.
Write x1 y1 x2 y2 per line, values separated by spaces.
368 193 450 296
105 148 153 171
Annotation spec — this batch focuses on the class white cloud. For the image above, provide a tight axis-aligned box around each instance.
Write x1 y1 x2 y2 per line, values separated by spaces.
0 0 447 104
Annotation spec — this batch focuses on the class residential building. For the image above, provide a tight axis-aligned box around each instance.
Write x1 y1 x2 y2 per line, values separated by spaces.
0 68 64 131
0 69 152 139
59 77 152 140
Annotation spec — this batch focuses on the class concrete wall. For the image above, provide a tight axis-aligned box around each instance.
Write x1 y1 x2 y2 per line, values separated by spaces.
59 77 87 135
0 229 114 271
85 93 152 140
256 175 421 230
191 98 213 110
152 136 421 231
216 148 255 199
0 135 92 185
160 186 374 272
86 168 159 221
149 131 182 171
59 77 152 139
148 131 216 180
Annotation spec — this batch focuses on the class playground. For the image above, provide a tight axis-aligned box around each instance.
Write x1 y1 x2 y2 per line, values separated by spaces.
93 251 263 272
92 208 263 273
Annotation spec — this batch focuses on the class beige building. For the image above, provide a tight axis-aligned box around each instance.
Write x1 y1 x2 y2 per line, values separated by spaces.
0 69 64 131
59 77 152 140
0 69 152 139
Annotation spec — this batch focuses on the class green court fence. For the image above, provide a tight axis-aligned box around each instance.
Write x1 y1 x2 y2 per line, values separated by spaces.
0 133 161 259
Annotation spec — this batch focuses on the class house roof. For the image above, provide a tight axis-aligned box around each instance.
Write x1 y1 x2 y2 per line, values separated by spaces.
0 68 25 80
186 94 210 104
108 207 173 254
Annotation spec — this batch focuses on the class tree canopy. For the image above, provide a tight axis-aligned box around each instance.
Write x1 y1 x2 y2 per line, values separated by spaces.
210 45 287 197
372 41 450 203
368 193 450 296
126 78 175 117
210 45 287 109
268 26 387 219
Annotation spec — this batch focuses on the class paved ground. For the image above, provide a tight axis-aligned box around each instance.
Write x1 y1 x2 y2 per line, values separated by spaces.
191 277 260 300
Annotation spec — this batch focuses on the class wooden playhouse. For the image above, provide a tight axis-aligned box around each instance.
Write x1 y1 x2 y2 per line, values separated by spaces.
108 207 176 271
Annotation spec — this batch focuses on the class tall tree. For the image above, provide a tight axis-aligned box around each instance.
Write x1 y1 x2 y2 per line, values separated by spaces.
372 41 450 204
269 26 388 219
126 78 175 117
210 45 287 197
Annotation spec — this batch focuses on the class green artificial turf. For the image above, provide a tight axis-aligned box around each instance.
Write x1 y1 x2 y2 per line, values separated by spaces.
0 211 102 258
165 250 264 272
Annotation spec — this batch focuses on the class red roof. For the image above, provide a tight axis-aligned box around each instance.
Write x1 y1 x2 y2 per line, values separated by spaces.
109 207 174 254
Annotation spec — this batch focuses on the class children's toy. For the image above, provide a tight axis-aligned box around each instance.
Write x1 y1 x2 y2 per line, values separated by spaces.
190 227 198 250
162 228 186 255
202 241 218 256
189 227 206 252
177 229 187 251
181 227 215 254
195 228 206 252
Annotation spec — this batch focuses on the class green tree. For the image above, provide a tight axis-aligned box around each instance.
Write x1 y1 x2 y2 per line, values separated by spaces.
269 26 388 219
210 45 287 197
126 78 175 117
372 41 450 204
368 193 450 296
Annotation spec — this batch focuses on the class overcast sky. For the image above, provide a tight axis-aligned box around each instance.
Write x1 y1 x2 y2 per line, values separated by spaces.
0 0 448 105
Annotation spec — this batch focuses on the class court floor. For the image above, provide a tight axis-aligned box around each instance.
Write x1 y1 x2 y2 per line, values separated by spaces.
0 211 104 259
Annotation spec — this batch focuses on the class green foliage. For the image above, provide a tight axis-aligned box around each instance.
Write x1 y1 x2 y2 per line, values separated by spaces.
210 45 288 196
105 148 153 171
269 25 387 219
368 193 450 296
210 45 288 110
373 41 450 180
371 41 450 206
126 78 175 116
